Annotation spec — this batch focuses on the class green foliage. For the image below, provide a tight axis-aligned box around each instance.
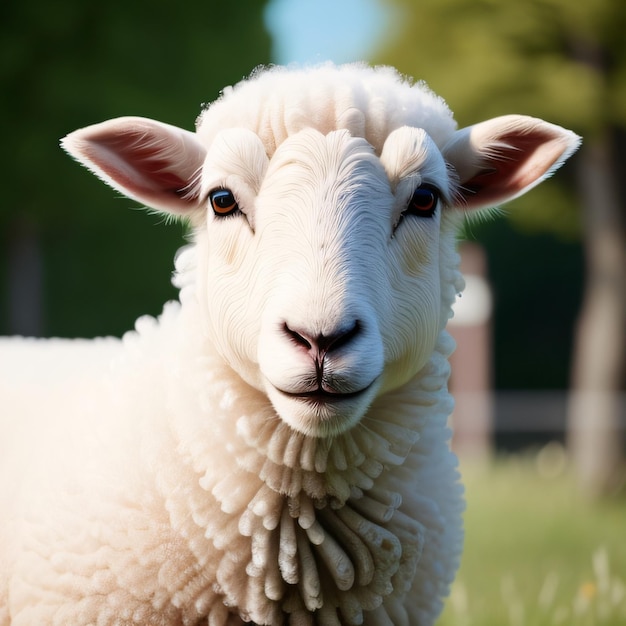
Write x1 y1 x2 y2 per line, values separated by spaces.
375 0 625 237
439 455 626 625
0 0 271 336
378 0 624 129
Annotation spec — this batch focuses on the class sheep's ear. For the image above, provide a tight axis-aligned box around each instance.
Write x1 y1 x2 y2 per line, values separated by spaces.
61 116 206 215
443 115 581 211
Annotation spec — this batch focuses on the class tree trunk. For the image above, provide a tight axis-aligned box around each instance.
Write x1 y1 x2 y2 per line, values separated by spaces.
5 217 44 337
567 134 626 497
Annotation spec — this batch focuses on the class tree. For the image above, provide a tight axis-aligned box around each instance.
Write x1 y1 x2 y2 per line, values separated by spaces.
0 0 271 337
374 0 626 496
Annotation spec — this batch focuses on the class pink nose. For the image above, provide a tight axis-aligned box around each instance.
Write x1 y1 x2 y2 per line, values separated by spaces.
281 320 361 363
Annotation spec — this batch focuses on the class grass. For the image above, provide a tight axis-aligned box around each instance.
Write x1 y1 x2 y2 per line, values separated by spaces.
437 446 626 626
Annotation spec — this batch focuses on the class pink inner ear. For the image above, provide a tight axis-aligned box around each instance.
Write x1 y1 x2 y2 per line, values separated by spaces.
85 131 189 200
63 117 207 214
461 128 573 210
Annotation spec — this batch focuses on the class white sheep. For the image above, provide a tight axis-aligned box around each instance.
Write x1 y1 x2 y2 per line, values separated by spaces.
0 63 579 626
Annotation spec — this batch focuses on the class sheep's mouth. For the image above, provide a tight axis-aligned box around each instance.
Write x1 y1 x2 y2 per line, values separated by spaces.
265 378 380 436
276 383 374 405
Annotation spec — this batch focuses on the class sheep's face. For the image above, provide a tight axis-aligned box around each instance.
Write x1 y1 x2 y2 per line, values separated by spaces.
200 127 454 437
62 65 580 438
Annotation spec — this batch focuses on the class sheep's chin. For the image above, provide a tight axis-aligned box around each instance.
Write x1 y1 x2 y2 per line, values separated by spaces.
264 381 379 438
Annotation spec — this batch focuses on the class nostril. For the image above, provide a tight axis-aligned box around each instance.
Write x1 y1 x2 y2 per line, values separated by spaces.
282 320 361 355
282 322 312 350
319 320 361 354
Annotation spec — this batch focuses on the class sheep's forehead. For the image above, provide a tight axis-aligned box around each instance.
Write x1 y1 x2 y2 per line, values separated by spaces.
196 64 458 156
260 130 391 207
202 126 452 219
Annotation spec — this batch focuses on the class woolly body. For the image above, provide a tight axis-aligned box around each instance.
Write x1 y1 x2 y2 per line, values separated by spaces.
0 64 579 625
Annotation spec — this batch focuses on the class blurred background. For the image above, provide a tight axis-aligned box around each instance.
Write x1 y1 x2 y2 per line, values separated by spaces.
1 0 625 622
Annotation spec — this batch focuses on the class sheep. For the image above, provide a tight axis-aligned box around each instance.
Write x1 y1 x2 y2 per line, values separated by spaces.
0 63 580 626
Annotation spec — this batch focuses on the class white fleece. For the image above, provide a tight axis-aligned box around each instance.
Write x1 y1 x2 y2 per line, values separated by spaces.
0 63 579 625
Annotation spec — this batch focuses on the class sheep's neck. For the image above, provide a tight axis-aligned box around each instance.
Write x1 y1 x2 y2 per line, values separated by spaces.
160 303 455 623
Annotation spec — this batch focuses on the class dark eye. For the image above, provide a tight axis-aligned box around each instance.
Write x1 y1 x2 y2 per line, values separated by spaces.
209 188 240 217
406 185 439 218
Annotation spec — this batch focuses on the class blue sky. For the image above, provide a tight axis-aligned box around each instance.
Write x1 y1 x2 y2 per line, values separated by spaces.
264 0 393 65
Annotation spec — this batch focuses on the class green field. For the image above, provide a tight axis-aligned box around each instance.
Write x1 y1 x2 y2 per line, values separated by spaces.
438 448 626 626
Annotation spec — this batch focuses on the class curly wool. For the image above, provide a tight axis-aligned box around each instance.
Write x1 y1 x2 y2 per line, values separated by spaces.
0 63 579 625
148 248 463 625
0 262 463 626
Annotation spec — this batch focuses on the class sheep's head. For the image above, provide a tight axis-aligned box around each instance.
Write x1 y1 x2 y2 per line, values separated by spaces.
197 125 456 437
62 65 579 438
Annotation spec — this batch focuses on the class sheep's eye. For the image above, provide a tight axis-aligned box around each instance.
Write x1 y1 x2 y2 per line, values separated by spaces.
406 185 439 218
209 189 240 217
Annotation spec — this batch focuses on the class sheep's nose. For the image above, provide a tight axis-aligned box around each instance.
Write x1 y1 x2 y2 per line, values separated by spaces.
282 320 361 361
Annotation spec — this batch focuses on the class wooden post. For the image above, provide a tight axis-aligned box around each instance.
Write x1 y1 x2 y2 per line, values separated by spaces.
449 243 493 461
